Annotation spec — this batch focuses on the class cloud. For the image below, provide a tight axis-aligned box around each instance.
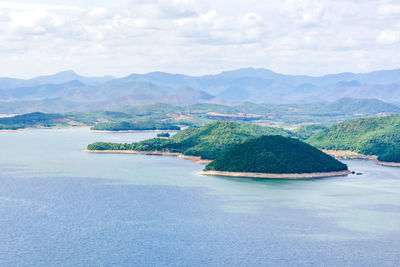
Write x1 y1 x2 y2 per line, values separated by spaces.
377 30 399 45
281 0 325 27
379 4 400 15
0 0 399 78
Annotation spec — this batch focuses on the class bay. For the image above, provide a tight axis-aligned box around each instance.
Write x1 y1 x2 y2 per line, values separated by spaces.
0 128 399 266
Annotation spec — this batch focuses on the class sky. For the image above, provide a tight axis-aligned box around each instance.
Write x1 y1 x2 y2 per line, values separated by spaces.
0 0 400 78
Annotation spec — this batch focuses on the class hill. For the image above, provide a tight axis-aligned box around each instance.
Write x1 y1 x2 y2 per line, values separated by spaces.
0 112 66 130
307 114 400 162
87 121 293 160
204 135 348 174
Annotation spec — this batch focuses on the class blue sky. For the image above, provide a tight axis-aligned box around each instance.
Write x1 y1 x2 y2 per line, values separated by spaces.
0 0 400 78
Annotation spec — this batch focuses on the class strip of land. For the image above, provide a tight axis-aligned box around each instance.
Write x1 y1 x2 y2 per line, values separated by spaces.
375 160 400 167
85 149 212 164
321 149 377 160
199 170 352 179
90 130 180 133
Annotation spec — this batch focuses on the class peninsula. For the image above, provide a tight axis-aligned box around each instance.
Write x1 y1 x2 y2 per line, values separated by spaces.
87 122 349 179
87 121 293 160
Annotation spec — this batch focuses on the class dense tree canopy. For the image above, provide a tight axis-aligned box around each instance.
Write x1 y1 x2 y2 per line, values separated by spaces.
307 114 400 162
205 135 348 173
87 121 293 160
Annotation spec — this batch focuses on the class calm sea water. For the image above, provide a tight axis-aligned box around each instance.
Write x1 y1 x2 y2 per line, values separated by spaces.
0 128 399 266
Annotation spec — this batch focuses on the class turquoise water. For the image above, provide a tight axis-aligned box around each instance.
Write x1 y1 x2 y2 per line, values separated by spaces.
0 128 399 266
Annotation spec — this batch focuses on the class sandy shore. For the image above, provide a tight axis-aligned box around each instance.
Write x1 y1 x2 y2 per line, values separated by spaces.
90 130 180 133
321 149 377 160
199 170 351 179
0 129 22 132
85 149 212 164
375 160 400 167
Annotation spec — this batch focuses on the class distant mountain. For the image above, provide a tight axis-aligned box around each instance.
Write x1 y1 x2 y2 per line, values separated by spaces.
1 67 400 112
0 70 114 89
30 70 115 86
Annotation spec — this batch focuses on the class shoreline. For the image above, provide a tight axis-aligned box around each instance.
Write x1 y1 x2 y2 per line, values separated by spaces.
199 170 352 179
0 129 23 132
85 149 212 164
90 129 180 133
321 149 377 160
0 125 90 132
322 149 400 167
375 160 400 167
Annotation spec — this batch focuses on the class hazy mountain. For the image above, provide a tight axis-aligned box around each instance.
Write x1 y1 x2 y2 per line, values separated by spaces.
0 70 115 89
1 67 400 113
30 70 115 86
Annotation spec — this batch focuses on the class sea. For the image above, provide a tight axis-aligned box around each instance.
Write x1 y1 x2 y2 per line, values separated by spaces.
0 128 399 266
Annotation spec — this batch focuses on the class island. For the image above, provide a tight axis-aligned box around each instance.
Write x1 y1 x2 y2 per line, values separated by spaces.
157 132 170 138
201 135 349 179
307 114 400 166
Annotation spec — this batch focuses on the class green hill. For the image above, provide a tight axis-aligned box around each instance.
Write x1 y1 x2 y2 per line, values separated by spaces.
205 135 348 173
307 114 400 162
87 121 293 160
0 112 64 130
293 124 328 140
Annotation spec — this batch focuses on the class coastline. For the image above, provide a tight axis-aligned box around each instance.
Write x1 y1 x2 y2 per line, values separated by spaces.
0 129 22 132
375 160 400 167
199 170 352 179
90 129 180 133
85 149 212 164
321 149 377 160
0 125 90 132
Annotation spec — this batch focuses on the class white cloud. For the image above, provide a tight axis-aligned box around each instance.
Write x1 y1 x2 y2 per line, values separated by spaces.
0 0 399 78
377 30 399 45
379 4 400 15
281 0 325 27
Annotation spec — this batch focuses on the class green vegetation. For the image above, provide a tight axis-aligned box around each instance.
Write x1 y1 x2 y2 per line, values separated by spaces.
205 135 348 173
0 112 64 130
307 114 400 162
66 111 132 125
3 98 399 131
87 121 293 160
157 132 170 138
378 147 400 163
91 121 180 131
294 124 328 140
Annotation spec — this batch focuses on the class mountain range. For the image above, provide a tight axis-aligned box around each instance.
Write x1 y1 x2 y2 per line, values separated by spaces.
1 68 400 113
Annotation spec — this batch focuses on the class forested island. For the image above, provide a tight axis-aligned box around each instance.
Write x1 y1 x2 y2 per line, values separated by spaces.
202 135 349 178
307 114 400 164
